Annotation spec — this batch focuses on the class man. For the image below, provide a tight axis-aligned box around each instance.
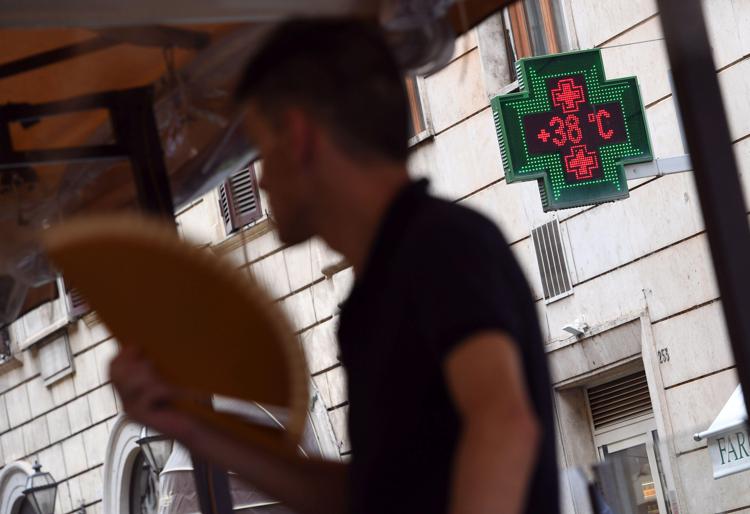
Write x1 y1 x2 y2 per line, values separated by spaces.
111 18 559 514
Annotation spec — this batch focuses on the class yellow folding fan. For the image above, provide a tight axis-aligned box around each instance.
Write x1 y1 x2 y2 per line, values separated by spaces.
43 215 308 453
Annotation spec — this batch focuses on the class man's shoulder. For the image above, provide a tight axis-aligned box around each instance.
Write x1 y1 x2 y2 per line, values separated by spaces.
407 194 508 250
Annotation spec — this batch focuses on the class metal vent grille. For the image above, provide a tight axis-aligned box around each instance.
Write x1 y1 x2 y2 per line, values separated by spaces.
531 219 572 300
588 371 653 430
219 163 262 234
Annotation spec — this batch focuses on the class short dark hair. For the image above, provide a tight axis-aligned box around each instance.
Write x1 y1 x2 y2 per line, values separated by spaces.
235 18 410 162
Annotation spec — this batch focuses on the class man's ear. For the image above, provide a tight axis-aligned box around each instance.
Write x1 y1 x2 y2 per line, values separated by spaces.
283 108 316 169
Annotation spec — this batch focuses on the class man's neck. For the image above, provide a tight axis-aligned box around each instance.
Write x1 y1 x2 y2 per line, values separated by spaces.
317 162 411 277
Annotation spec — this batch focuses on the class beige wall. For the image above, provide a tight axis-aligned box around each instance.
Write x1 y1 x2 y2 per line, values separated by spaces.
1 1 750 513
0 313 118 514
174 2 750 511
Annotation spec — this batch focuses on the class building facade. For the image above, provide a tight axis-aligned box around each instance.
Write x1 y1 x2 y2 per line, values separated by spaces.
1 1 749 513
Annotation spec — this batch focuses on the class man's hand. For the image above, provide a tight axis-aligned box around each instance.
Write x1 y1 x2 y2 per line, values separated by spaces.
445 331 541 514
109 346 200 444
109 347 349 514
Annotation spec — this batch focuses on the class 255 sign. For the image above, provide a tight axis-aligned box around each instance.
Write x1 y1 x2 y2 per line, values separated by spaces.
491 49 653 211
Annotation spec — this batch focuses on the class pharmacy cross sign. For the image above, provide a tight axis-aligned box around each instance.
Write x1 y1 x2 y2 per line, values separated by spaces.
491 49 653 211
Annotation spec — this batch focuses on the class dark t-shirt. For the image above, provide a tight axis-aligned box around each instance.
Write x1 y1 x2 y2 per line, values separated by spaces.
338 179 559 514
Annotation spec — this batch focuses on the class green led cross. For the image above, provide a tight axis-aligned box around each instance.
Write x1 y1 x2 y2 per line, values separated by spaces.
491 49 653 211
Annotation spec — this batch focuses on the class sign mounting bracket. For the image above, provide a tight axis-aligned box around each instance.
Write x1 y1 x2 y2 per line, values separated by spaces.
624 154 692 180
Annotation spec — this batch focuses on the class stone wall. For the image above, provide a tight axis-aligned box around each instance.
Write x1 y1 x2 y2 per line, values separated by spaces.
1 2 749 513
0 313 118 514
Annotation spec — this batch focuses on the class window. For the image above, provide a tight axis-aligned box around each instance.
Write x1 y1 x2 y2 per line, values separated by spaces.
0 462 36 514
38 330 74 386
506 0 572 62
218 162 263 235
129 451 159 514
16 498 37 514
405 76 427 139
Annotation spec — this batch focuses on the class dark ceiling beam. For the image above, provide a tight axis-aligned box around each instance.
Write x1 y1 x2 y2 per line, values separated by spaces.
0 0 375 27
0 26 210 80
99 26 211 50
0 36 117 79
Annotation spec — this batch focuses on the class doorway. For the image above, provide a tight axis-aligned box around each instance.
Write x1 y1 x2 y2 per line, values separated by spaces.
594 421 669 514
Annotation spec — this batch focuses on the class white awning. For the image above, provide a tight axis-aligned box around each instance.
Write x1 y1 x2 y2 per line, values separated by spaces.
157 397 300 514
693 385 749 479
159 443 284 513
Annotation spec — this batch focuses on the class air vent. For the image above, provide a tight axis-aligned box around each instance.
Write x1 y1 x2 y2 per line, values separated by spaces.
219 163 262 234
531 219 573 301
587 371 653 431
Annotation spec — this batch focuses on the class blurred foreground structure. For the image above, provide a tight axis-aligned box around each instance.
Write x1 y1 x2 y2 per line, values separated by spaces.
1 1 750 514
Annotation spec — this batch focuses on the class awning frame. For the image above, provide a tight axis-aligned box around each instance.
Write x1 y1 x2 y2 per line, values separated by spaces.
0 86 175 217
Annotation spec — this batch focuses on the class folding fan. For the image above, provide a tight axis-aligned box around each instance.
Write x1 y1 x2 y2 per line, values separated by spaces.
43 215 309 452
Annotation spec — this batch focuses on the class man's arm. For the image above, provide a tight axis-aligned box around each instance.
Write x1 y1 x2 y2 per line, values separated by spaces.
444 330 541 514
110 347 348 514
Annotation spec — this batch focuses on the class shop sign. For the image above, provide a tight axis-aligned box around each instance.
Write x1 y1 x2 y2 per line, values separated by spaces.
697 386 749 479
491 49 653 211
708 426 750 479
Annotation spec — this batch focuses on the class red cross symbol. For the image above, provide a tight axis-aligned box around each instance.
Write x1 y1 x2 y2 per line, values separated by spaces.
564 144 599 180
537 129 551 143
551 78 586 113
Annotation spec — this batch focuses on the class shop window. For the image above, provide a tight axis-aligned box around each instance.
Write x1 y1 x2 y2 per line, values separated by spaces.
405 76 427 139
505 0 572 66
16 498 37 514
531 218 573 302
218 162 263 235
129 451 159 514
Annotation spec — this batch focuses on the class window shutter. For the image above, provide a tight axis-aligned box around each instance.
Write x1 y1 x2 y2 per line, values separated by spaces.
63 280 90 318
219 162 262 234
587 371 653 431
531 219 573 301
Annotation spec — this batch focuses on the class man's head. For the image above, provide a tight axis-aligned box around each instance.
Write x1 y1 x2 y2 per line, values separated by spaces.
235 18 410 244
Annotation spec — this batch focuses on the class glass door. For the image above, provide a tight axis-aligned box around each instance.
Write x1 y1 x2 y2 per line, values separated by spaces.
596 431 669 514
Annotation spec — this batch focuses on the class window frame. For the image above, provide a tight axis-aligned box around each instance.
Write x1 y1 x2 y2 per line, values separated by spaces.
405 75 434 146
38 328 75 386
503 0 576 76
